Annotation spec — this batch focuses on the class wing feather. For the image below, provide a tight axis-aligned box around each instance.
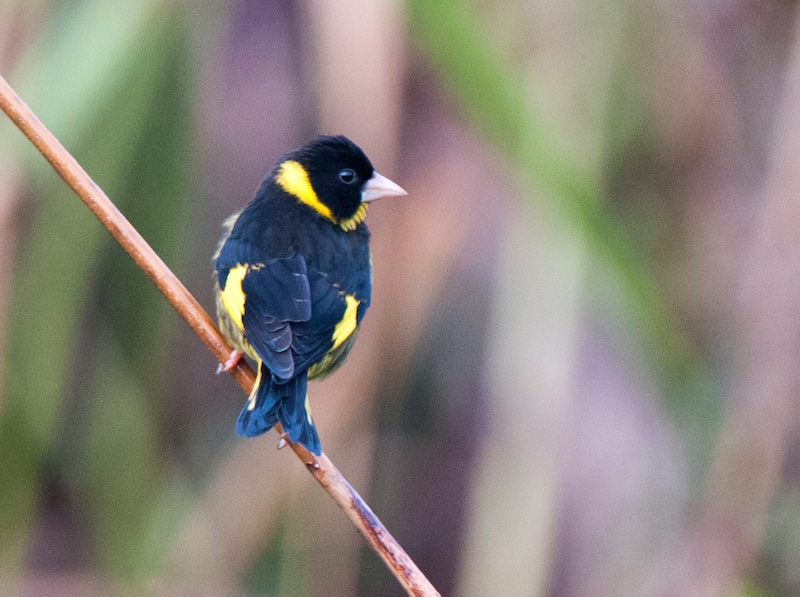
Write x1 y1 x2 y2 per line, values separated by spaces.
240 256 311 379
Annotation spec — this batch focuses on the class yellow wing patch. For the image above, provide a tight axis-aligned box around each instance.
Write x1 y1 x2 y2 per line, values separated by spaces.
221 264 249 329
276 160 336 223
332 294 360 350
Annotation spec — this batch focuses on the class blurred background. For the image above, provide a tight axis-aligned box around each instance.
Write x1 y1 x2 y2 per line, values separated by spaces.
2 0 800 595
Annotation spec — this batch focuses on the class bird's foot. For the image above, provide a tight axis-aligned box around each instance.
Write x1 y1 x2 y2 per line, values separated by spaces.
216 349 244 375
277 432 290 450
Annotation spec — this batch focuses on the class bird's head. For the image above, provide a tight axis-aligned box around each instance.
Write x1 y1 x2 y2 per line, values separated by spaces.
275 135 406 231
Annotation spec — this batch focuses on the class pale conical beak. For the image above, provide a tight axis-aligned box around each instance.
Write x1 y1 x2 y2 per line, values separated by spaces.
361 172 407 203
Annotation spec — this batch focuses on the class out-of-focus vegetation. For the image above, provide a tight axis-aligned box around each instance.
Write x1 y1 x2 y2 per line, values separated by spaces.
1 0 800 596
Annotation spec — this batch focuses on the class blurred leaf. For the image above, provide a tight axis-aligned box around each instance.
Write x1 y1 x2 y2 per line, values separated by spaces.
96 10 192 383
7 0 162 164
738 581 769 597
456 204 583 597
79 343 161 576
757 485 800 596
244 520 304 597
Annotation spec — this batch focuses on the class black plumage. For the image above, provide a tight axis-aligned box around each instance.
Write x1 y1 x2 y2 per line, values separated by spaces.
214 135 405 454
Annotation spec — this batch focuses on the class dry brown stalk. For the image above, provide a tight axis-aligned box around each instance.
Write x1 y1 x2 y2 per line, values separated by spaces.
0 72 439 597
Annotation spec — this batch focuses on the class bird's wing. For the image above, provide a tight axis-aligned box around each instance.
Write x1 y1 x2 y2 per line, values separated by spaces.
238 256 312 380
289 269 368 374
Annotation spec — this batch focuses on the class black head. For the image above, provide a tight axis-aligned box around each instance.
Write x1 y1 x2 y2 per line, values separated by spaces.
289 135 375 221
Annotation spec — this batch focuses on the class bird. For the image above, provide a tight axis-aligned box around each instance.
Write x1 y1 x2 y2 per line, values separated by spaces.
213 135 406 455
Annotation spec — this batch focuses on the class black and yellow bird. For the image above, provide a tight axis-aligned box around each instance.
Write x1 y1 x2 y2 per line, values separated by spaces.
213 135 406 455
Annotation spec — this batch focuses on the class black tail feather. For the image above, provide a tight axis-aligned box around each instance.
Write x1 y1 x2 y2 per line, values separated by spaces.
235 365 321 454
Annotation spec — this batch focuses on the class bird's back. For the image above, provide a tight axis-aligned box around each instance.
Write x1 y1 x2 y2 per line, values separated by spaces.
215 180 372 378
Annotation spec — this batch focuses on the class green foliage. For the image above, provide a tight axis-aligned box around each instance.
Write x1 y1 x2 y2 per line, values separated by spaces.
406 0 720 470
0 0 192 573
244 522 286 597
79 349 161 575
0 0 758 589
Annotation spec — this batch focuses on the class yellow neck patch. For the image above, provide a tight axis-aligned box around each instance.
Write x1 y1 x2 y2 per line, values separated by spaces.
276 160 336 223
276 159 367 232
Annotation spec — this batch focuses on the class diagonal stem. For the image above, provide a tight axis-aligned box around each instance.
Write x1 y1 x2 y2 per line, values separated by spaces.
0 72 439 597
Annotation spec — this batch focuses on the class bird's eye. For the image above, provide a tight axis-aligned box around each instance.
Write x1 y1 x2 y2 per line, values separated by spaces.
338 168 356 184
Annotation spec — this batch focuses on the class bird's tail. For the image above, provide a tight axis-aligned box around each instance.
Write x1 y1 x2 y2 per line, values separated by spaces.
236 362 321 455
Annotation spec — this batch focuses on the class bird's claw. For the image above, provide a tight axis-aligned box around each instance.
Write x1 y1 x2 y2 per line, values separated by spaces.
277 433 289 450
216 349 244 375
